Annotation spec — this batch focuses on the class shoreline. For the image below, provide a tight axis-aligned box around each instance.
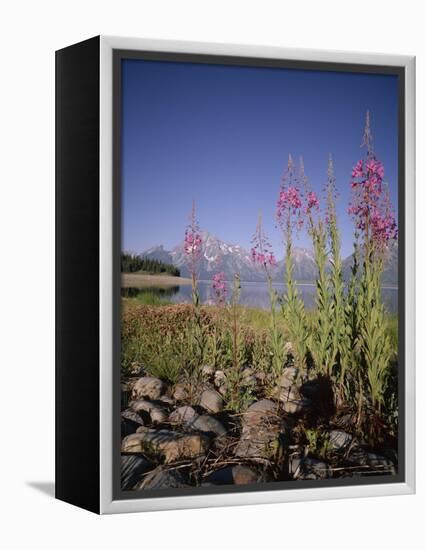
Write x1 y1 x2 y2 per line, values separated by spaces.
122 272 192 288
122 273 398 291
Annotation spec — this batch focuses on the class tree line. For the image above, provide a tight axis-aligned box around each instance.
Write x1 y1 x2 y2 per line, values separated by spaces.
121 252 180 276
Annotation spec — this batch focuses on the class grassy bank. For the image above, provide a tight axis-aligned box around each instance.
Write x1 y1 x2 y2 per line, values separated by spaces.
122 272 191 288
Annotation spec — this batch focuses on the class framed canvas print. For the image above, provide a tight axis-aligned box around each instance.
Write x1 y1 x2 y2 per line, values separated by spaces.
55 36 415 514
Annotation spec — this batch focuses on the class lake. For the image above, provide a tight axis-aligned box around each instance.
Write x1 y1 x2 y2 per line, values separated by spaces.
121 280 398 313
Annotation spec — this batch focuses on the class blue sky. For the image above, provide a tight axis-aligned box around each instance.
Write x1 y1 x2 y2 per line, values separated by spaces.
121 58 398 259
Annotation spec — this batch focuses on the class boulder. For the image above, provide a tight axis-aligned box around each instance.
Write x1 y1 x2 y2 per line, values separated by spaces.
235 428 284 460
169 406 197 424
121 409 144 436
273 385 301 403
204 465 260 485
173 383 189 402
121 454 152 490
135 467 190 490
242 399 278 428
201 365 215 377
276 367 298 388
122 428 209 463
290 457 331 480
188 415 227 438
130 399 167 424
328 429 353 451
214 370 227 389
132 376 166 400
237 399 286 460
241 368 257 387
365 452 396 474
282 398 312 415
199 389 224 413
233 465 261 485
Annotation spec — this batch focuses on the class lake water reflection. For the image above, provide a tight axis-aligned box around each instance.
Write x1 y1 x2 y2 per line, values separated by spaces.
122 280 398 313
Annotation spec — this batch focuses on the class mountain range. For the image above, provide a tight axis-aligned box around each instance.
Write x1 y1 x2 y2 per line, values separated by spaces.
140 231 398 286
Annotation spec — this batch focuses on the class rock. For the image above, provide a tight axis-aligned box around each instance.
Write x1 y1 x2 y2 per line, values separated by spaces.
273 385 301 403
121 455 151 490
365 452 396 474
235 428 284 460
282 398 312 415
135 467 190 490
128 362 144 376
242 399 278 428
169 406 197 424
218 385 227 397
241 368 257 387
189 415 227 437
121 409 144 436
204 466 234 485
122 428 209 463
255 371 267 384
204 465 260 485
233 465 261 485
199 389 224 413
328 429 353 451
346 447 396 474
132 376 166 401
276 367 298 388
291 457 331 480
237 399 286 460
130 399 167 424
173 383 189 402
201 365 215 377
158 395 174 406
214 370 226 388
121 390 131 410
284 342 294 355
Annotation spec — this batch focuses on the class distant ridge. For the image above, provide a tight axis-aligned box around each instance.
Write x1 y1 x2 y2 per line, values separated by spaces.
140 231 398 285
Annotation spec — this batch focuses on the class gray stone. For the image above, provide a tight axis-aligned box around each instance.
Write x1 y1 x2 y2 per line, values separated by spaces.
214 370 226 388
189 415 227 437
328 429 353 451
273 385 301 403
158 395 174 406
121 428 209 463
130 399 167 424
282 398 312 415
132 376 166 400
173 383 189 402
204 465 260 485
233 465 261 485
365 452 396 474
199 389 224 413
242 399 278 428
277 367 298 388
235 428 284 460
241 368 257 387
121 455 151 490
291 457 331 480
201 365 215 377
169 406 197 424
135 467 190 490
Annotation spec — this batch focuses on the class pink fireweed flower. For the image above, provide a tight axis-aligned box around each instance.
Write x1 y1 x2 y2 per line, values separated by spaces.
184 202 203 280
349 112 397 252
305 190 320 214
276 155 304 234
351 159 364 179
211 272 227 305
251 212 277 272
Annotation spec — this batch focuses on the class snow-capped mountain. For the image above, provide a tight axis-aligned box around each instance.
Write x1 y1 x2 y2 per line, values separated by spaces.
140 231 398 285
342 242 398 286
141 231 318 283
